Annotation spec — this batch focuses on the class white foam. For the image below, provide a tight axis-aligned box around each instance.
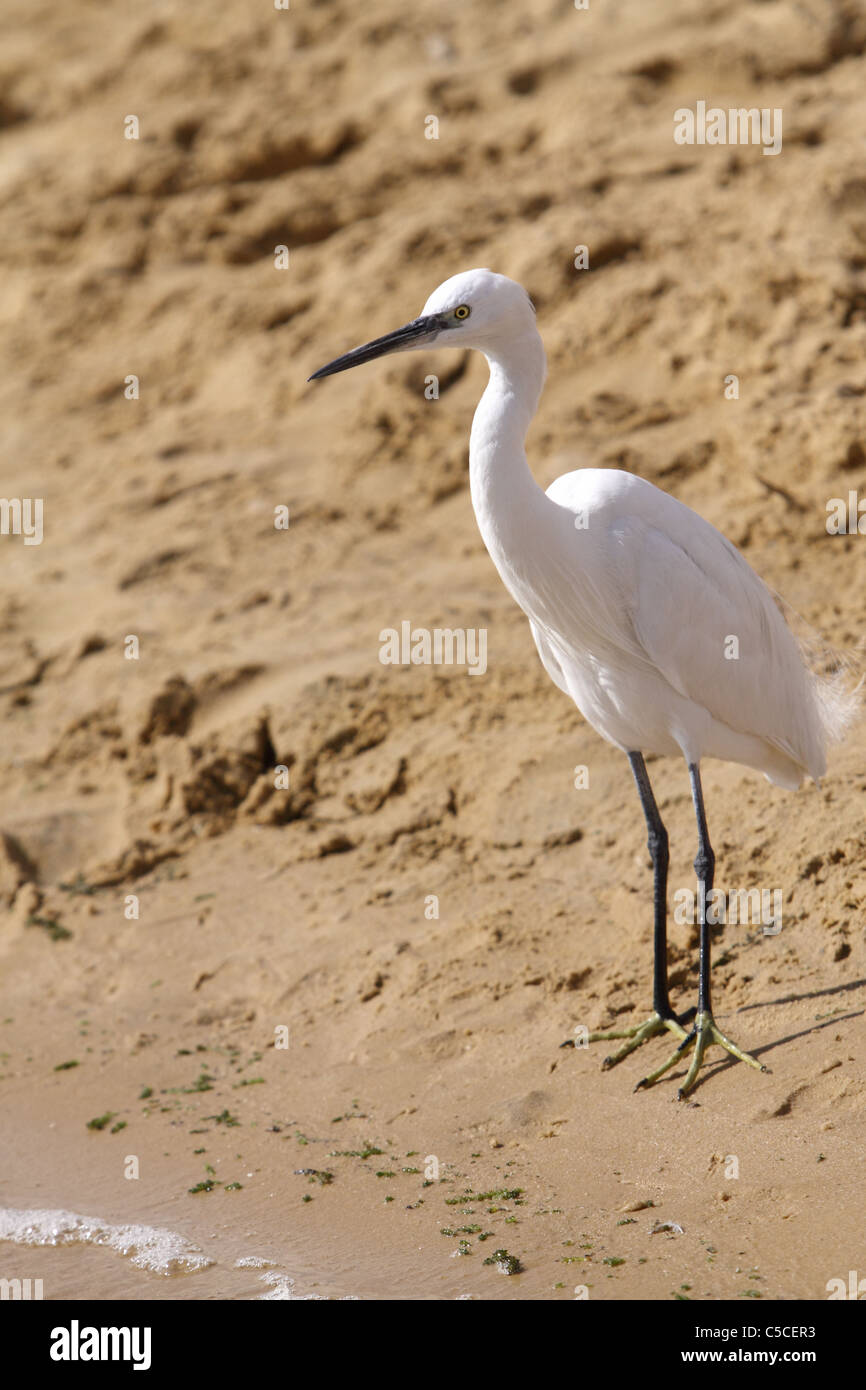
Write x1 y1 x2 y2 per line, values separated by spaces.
256 1271 358 1301
257 1271 323 1300
0 1207 212 1276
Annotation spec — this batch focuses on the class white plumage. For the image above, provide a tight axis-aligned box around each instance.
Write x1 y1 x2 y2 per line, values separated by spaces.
530 468 831 790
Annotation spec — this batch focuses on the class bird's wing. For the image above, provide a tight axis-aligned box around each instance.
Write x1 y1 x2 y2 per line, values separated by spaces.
528 620 572 697
544 469 820 768
613 514 816 766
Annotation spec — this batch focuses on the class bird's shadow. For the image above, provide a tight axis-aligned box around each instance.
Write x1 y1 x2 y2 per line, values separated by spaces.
668 979 865 1095
734 977 866 1012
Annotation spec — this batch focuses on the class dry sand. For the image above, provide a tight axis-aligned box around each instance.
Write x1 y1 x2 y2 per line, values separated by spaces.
0 0 865 1300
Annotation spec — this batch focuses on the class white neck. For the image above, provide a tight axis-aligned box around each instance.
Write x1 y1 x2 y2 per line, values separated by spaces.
468 325 548 574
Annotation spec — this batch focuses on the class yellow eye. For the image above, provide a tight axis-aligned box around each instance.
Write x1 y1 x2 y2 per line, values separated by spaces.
454 304 471 320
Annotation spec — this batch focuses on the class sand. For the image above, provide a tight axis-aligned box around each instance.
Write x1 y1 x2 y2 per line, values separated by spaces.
0 0 865 1300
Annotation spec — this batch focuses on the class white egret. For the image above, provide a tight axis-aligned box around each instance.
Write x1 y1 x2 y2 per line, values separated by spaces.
309 269 854 1096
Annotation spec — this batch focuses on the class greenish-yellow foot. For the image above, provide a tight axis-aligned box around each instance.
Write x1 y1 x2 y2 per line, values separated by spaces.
633 1009 768 1098
587 1009 693 1070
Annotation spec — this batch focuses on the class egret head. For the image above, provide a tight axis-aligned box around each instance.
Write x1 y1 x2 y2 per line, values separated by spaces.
307 268 536 380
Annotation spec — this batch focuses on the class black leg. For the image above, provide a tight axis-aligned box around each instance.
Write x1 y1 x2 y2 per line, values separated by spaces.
583 753 691 1066
688 761 715 1017
584 758 768 1094
627 752 673 1018
640 759 764 1097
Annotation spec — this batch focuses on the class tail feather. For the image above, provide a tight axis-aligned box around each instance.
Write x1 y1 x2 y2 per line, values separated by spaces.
772 591 863 776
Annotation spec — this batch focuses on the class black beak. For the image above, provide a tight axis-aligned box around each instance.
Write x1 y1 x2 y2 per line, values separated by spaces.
308 315 441 381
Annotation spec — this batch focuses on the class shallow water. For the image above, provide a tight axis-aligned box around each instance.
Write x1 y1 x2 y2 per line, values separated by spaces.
0 1206 356 1300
